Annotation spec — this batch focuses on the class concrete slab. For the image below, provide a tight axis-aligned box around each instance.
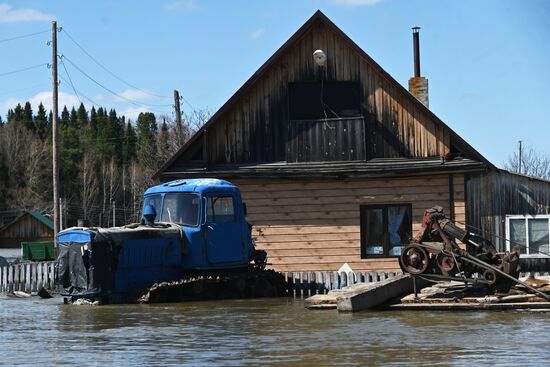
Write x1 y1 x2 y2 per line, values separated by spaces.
336 274 429 312
304 294 338 309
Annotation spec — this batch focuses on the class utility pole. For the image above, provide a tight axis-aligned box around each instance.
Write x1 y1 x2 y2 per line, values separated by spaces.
59 198 63 231
52 21 60 238
174 89 183 145
518 140 523 175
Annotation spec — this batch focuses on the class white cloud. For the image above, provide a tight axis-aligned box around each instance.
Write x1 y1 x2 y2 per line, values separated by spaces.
115 89 152 102
29 91 81 111
0 3 54 23
328 0 384 7
250 28 265 41
164 0 199 12
0 97 19 116
0 91 80 117
0 90 156 122
120 106 149 121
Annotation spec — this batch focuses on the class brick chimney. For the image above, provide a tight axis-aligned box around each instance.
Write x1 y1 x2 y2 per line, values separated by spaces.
408 27 429 108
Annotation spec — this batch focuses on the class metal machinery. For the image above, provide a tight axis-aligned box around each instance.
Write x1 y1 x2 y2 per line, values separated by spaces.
399 206 549 299
56 179 285 304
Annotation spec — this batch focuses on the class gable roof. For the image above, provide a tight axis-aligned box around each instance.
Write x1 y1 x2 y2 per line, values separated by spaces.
0 210 54 234
155 10 494 179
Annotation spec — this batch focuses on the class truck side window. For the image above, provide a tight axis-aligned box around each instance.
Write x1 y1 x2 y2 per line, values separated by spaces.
207 196 235 223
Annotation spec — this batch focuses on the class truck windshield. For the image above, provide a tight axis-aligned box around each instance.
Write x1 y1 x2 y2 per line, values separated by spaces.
143 195 162 221
161 193 200 227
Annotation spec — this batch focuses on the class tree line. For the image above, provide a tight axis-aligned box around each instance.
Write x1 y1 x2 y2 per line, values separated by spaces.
0 101 210 228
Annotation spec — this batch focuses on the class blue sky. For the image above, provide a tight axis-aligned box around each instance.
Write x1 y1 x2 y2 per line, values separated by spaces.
0 0 548 166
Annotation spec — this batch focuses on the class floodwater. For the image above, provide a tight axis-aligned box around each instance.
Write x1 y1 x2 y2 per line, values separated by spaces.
1 296 550 366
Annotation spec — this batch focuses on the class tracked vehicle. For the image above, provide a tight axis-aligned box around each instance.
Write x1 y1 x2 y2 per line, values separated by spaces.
56 179 286 304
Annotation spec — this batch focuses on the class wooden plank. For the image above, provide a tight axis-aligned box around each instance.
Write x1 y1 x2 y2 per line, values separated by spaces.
247 197 451 214
14 264 20 291
49 262 56 289
268 254 394 265
248 204 451 222
7 265 13 293
252 225 359 235
245 194 456 208
244 187 457 201
255 232 360 242
255 241 358 250
1 266 6 293
25 263 31 293
236 176 451 192
265 248 361 257
32 263 38 292
270 261 401 272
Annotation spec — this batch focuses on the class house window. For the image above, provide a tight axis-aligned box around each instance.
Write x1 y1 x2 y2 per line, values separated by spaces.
360 204 412 258
288 81 361 120
505 215 550 257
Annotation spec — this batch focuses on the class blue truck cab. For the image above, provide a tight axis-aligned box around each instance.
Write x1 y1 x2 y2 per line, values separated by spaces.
56 178 263 301
143 178 254 270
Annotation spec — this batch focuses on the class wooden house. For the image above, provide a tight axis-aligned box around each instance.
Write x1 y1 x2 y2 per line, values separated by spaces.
155 11 550 272
0 210 54 248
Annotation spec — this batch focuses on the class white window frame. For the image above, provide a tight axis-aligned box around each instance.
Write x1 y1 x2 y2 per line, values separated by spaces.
505 214 550 258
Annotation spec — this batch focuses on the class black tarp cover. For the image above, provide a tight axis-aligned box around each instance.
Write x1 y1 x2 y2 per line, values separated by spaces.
57 223 185 297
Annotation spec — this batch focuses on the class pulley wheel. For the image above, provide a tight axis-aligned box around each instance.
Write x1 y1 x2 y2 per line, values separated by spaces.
436 252 455 273
399 245 429 275
482 269 497 285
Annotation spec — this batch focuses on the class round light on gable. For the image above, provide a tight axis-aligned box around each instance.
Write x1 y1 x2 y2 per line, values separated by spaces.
313 49 327 67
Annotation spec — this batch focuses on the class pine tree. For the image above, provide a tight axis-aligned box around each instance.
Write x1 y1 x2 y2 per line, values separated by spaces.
123 121 137 165
109 109 124 163
136 112 158 167
70 107 78 128
90 106 98 133
34 103 48 140
9 104 24 124
60 106 70 128
76 103 88 129
60 108 81 197
158 120 170 162
23 102 34 131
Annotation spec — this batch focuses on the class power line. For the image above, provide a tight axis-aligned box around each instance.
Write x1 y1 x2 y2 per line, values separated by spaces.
61 28 170 99
0 29 49 44
60 58 82 105
181 96 196 112
61 54 173 113
0 63 48 77
58 74 101 107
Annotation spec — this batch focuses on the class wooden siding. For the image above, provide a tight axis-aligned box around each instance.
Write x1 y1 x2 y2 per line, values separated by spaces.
174 18 451 169
234 174 464 272
287 117 366 162
0 214 54 248
466 171 550 251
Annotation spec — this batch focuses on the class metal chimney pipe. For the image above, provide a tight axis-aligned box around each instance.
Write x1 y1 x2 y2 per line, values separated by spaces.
408 26 429 108
412 27 421 77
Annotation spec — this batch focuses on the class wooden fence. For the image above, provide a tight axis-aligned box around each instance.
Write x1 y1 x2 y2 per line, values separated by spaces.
0 261 56 294
283 271 399 297
2 265 545 297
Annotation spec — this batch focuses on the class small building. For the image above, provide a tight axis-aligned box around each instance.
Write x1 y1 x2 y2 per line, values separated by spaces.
155 11 550 273
0 210 54 248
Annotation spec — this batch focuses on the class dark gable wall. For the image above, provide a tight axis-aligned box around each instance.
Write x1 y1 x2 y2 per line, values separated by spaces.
180 18 452 167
